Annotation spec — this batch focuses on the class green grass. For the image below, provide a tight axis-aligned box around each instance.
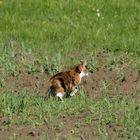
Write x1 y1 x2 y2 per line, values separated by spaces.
0 91 139 139
0 0 140 55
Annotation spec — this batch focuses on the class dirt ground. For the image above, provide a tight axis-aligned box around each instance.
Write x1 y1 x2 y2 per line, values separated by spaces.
0 49 140 140
0 113 126 140
1 49 140 99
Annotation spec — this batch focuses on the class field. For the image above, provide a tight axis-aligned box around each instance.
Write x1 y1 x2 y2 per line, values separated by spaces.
0 0 140 139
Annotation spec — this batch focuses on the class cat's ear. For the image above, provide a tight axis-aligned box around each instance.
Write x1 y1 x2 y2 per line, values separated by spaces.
80 60 87 66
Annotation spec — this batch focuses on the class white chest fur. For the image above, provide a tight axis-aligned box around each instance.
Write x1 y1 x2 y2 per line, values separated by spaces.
80 71 88 81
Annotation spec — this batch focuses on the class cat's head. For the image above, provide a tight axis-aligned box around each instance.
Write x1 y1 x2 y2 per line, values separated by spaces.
75 60 88 78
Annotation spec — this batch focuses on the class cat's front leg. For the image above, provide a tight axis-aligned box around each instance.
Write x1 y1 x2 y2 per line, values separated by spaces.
70 86 79 97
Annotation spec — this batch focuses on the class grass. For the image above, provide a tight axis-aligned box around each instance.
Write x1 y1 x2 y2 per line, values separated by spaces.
0 0 140 55
0 0 140 139
0 91 139 139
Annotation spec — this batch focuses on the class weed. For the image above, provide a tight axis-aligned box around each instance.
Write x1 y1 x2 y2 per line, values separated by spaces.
118 67 126 82
98 126 111 140
9 134 17 140
44 53 63 76
41 133 49 140
0 77 6 88
87 54 97 73
102 80 110 95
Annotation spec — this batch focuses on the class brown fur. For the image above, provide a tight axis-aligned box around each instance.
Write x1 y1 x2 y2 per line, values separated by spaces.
47 61 88 100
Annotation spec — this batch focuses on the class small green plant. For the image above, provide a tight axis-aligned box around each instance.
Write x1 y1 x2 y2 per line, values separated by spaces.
9 134 17 140
44 53 63 75
102 80 110 95
63 133 77 140
0 77 6 87
118 67 125 82
41 133 49 140
98 126 111 140
87 55 97 73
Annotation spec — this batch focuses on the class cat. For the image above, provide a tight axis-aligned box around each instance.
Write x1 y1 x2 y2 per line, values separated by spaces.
47 61 88 100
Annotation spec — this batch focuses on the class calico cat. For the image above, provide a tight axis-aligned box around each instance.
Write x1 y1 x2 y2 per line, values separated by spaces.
47 61 88 100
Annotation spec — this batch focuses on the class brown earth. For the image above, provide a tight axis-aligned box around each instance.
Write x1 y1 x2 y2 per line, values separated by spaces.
0 113 128 140
0 48 140 139
81 51 140 100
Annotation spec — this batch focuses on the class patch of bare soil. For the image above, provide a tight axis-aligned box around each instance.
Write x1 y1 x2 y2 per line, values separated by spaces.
0 72 49 96
0 113 128 140
55 113 101 140
81 68 140 100
0 114 100 140
81 51 140 100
